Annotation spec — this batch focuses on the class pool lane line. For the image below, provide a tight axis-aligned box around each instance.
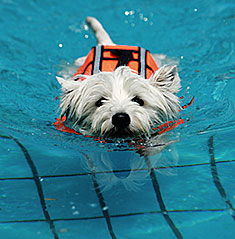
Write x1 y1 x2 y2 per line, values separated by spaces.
0 135 59 239
144 156 183 239
82 152 117 239
208 136 235 222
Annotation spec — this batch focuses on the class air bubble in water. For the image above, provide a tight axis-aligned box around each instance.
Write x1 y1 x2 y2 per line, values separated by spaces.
72 210 80 215
102 206 108 211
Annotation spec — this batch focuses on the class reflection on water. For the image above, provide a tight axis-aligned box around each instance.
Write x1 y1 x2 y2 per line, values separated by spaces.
81 138 179 192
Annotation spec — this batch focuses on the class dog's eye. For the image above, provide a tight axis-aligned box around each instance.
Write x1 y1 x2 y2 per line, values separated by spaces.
95 97 106 107
132 96 144 106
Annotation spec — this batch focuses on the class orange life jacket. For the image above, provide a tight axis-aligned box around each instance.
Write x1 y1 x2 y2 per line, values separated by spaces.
54 44 195 145
72 45 159 80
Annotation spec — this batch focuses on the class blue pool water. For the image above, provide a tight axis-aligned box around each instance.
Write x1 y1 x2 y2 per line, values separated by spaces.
0 0 235 238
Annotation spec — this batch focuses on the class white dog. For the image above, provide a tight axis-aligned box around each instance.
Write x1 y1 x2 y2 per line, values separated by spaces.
56 17 181 141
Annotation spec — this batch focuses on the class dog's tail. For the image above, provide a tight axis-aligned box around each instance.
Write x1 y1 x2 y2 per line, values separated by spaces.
86 16 114 45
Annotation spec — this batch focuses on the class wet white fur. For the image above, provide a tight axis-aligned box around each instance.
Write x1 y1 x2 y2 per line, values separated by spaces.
57 65 181 138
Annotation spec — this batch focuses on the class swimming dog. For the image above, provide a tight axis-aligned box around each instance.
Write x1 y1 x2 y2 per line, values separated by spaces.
56 17 181 141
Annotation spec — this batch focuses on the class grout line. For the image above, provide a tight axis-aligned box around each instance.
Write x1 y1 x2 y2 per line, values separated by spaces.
0 208 227 224
1 159 235 181
0 134 60 239
208 136 235 223
82 152 117 239
145 156 183 239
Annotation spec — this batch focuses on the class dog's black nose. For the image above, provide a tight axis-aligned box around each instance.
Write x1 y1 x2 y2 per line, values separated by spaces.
112 113 130 128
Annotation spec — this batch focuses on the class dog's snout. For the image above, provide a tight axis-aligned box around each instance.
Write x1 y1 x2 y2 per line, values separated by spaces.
112 113 130 128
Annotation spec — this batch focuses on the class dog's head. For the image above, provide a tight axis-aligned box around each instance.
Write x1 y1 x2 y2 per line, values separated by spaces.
57 65 181 139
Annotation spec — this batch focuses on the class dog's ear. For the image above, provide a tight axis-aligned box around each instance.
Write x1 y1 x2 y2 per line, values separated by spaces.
56 76 80 92
150 65 181 93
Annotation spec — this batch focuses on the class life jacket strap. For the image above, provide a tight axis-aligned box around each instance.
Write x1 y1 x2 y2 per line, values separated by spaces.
93 45 102 75
140 47 146 78
73 45 153 80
